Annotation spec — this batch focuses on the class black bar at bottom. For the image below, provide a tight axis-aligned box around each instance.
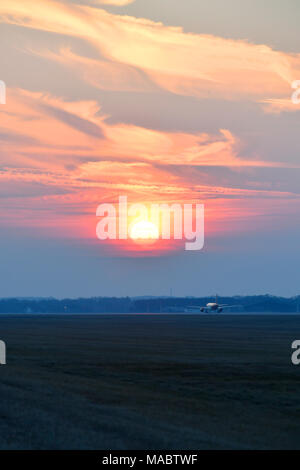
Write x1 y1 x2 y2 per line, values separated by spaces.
0 450 297 466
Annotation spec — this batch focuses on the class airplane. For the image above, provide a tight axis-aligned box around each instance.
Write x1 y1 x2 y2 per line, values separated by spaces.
185 295 240 313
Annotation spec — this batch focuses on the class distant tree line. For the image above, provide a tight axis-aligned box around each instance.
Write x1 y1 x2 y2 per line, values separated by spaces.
0 295 299 313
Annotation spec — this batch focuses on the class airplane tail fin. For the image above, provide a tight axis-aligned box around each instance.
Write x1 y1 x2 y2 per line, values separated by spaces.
216 294 218 304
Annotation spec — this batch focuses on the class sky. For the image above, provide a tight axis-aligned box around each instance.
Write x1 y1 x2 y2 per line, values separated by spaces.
0 0 299 298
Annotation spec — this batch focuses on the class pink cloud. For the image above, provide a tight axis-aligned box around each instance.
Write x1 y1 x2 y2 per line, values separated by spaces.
1 87 299 254
89 0 136 5
1 0 300 107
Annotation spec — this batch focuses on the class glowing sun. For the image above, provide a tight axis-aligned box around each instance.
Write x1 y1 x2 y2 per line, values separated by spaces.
129 220 159 240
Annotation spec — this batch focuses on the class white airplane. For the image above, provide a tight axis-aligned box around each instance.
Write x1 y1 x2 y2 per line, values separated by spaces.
185 295 240 313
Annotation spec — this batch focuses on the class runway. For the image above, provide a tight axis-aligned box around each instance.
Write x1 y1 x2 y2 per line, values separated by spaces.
0 313 299 449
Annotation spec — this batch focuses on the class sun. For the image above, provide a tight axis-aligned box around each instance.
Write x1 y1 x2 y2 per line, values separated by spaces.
129 220 159 240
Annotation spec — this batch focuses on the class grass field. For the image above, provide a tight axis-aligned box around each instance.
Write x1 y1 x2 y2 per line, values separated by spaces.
0 313 299 449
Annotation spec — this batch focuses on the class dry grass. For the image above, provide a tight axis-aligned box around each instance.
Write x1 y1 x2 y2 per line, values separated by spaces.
0 313 299 449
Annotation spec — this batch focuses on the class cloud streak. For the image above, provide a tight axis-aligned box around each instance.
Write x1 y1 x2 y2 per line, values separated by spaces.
89 0 135 5
1 0 300 107
1 1 300 256
1 88 299 240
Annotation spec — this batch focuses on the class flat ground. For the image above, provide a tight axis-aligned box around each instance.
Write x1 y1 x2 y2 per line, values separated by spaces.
0 313 299 449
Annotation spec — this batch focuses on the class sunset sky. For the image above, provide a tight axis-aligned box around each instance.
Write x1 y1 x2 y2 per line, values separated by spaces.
0 0 299 298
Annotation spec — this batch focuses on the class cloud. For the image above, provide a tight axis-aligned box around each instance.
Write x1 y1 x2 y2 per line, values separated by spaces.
260 98 300 114
1 83 299 248
39 102 104 139
88 0 136 5
1 87 298 217
1 0 300 107
2 87 296 175
0 1 299 259
31 47 158 93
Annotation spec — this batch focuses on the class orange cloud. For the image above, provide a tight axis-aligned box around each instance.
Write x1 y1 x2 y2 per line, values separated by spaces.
89 0 136 5
1 0 300 106
1 87 299 256
2 88 290 174
260 98 300 114
30 47 158 93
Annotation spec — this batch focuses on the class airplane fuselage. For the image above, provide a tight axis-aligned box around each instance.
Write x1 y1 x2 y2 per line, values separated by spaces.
185 296 239 313
206 302 218 310
200 302 223 313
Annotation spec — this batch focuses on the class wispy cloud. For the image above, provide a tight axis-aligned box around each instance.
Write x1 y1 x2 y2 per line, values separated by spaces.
260 98 300 114
1 0 300 107
88 0 136 5
2 88 290 173
1 1 300 254
1 87 298 238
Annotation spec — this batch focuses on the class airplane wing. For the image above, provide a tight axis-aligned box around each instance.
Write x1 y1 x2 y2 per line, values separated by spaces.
220 304 242 309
